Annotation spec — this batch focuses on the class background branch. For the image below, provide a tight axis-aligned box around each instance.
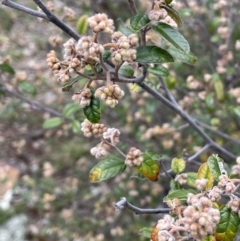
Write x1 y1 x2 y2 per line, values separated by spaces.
115 197 170 214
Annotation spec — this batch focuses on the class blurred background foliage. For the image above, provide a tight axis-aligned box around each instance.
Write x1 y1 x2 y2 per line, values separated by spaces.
0 0 240 240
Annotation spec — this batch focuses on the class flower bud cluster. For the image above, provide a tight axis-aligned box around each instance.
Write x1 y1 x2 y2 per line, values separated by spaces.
46 50 71 83
125 147 143 167
218 175 236 194
72 88 92 108
95 85 125 108
148 1 178 28
196 178 208 191
227 198 240 213
207 186 223 202
90 145 109 159
175 173 187 185
177 195 220 240
76 36 104 62
111 32 138 65
102 128 120 145
88 13 114 34
81 119 107 138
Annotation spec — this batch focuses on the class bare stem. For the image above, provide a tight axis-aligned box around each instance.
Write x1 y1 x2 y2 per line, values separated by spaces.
127 0 138 15
115 197 170 214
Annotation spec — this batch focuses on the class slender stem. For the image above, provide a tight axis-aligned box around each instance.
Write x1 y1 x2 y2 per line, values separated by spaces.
103 140 126 158
115 197 170 214
32 0 80 40
139 82 236 161
127 0 137 15
2 0 48 19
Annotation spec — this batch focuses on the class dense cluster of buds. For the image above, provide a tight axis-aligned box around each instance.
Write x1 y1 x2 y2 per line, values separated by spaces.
125 147 143 167
195 178 208 190
148 0 178 28
110 31 138 65
76 36 104 62
90 144 109 159
175 173 187 185
156 194 220 241
95 84 125 108
72 88 92 108
218 175 236 195
88 13 114 34
102 128 120 145
81 119 107 138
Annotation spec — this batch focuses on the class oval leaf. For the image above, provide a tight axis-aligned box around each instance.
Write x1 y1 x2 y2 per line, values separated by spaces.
171 158 186 174
136 46 174 63
83 88 101 123
43 117 62 129
151 226 158 241
207 155 227 181
161 4 183 27
148 65 169 77
89 157 126 182
62 76 82 92
18 82 37 95
197 162 214 189
167 46 197 65
71 120 81 133
130 13 150 30
76 14 88 34
137 151 160 181
119 63 134 77
63 103 81 117
0 63 15 74
186 172 197 188
215 206 240 241
163 189 197 202
152 22 189 53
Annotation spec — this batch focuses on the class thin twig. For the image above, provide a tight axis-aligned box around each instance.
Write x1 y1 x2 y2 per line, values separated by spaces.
127 0 138 15
103 140 127 158
115 197 170 214
139 82 236 161
2 0 48 19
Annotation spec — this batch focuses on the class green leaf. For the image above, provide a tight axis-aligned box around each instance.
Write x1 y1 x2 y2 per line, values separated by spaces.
148 65 169 77
161 4 183 27
62 103 81 117
152 22 189 53
119 25 136 36
197 162 214 189
139 227 152 239
163 189 197 202
233 106 240 117
71 120 81 133
102 50 111 62
62 76 82 92
89 157 126 182
171 158 186 174
76 15 88 34
136 46 174 63
186 172 197 188
215 206 240 241
43 117 63 129
119 63 134 77
0 63 15 74
170 180 183 190
83 87 101 123
18 82 37 95
167 46 197 65
136 150 160 181
130 13 150 31
207 155 227 181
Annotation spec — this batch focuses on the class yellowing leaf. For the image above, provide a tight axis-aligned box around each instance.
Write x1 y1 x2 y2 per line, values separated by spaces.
137 151 160 181
89 157 126 183
151 226 158 241
171 158 186 174
197 163 214 189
